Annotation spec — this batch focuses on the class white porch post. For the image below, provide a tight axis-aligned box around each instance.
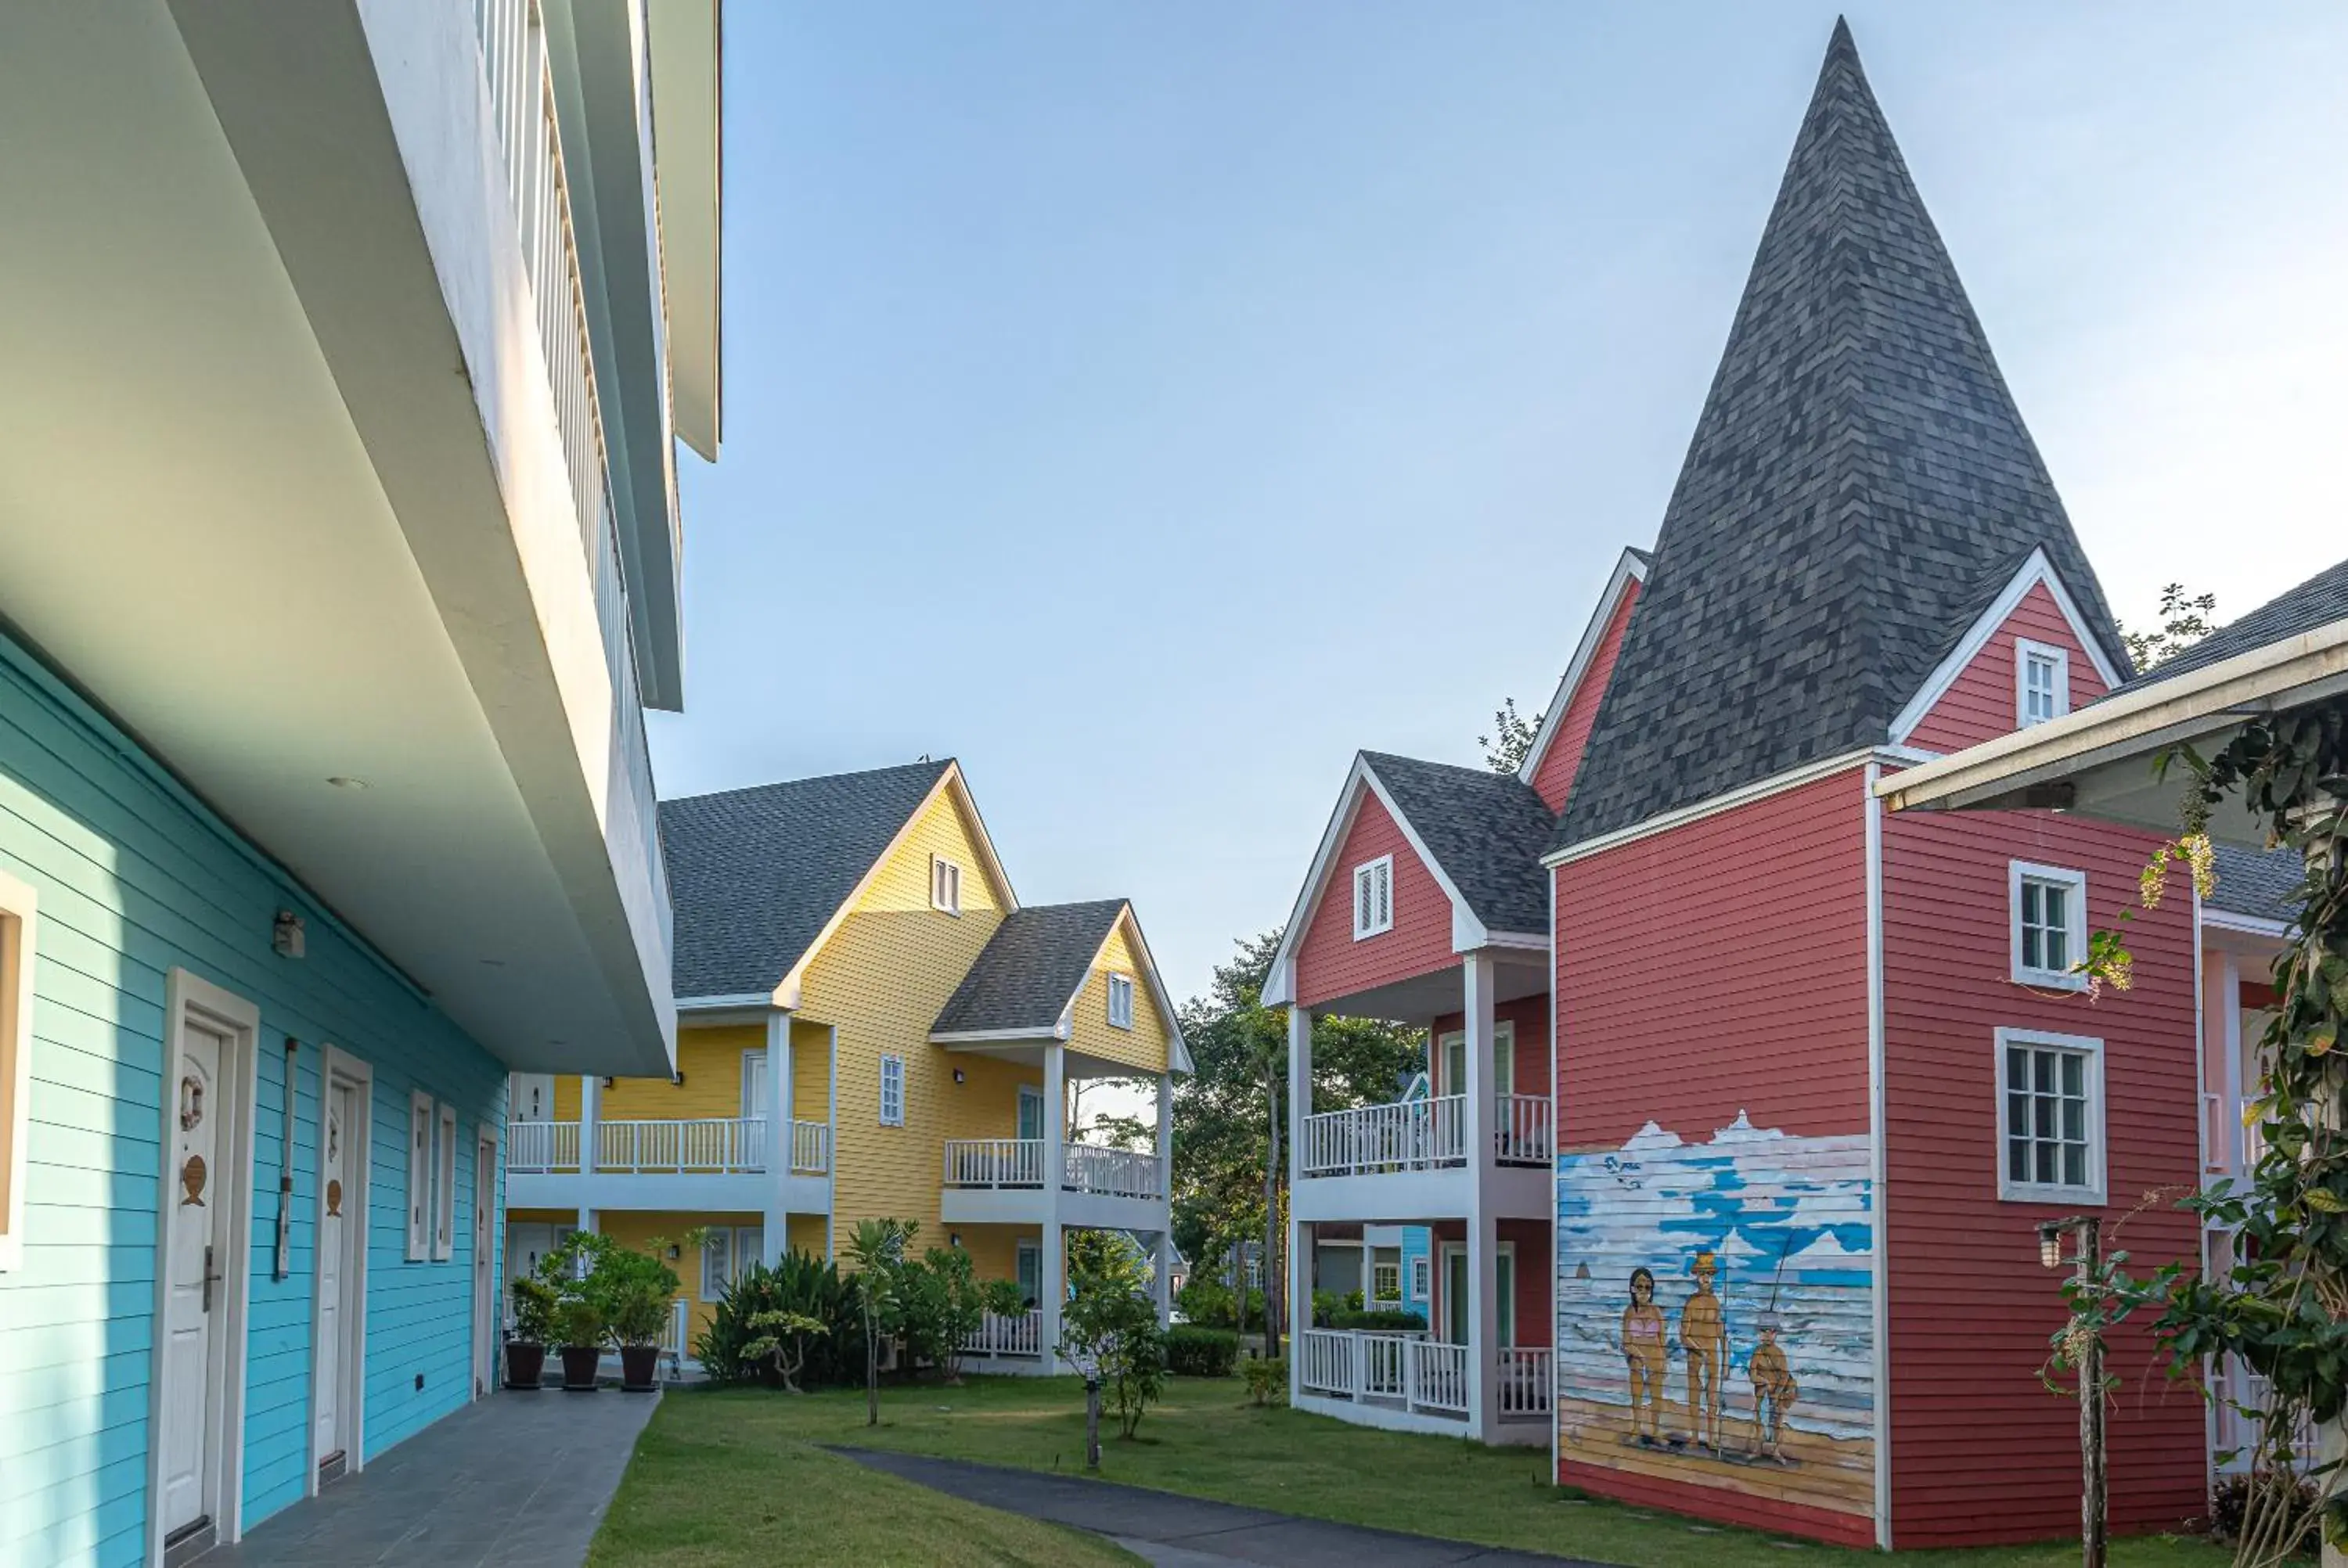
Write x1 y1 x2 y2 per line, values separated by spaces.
1463 952 1500 1441
1154 1072 1174 1323
578 1073 600 1175
1042 1041 1067 1372
825 1024 840 1261
1287 1004 1312 1404
762 1009 792 1264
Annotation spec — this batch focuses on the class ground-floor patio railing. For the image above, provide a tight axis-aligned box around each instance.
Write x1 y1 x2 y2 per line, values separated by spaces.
1496 1347 1554 1419
961 1308 1043 1359
1299 1331 1546 1422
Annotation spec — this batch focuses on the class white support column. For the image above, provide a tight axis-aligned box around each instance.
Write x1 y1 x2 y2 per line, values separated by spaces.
825 1024 840 1262
1154 1072 1174 1323
1287 1005 1312 1404
762 1009 792 1264
1463 952 1501 1441
578 1074 600 1176
1042 1041 1067 1372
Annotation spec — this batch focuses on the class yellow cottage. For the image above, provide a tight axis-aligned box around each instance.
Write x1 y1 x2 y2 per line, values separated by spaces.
503 758 1189 1372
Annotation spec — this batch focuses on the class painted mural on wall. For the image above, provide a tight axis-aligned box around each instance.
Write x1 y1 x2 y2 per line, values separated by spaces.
1555 1112 1875 1525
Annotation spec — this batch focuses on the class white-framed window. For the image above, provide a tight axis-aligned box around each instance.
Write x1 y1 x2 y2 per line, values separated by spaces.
700 1223 765 1301
406 1090 434 1261
1995 1027 2105 1203
0 869 37 1273
879 1053 906 1126
1351 854 1394 940
1372 1258 1401 1302
1107 973 1136 1030
2010 861 2088 990
434 1102 457 1261
2016 638 2069 728
1409 1254 1430 1300
931 854 963 915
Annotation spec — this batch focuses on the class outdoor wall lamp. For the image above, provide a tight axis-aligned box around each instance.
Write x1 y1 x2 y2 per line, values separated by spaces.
953 1068 966 1084
672 1071 686 1088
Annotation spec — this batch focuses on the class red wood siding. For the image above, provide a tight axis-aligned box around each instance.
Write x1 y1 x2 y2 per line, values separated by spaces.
1295 789 1459 1010
1430 994 1553 1095
1882 805 2203 1546
1530 580 1641 813
1904 582 2115 753
1556 1462 1880 1548
1555 768 1871 1145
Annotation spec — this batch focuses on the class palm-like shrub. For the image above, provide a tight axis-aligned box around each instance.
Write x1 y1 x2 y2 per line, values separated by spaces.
696 1250 866 1388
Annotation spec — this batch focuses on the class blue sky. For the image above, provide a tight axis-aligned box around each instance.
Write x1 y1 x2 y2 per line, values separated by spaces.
652 2 2346 1004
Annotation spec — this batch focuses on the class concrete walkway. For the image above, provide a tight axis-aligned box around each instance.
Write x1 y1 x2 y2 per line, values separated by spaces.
834 1448 1611 1567
208 1389 657 1567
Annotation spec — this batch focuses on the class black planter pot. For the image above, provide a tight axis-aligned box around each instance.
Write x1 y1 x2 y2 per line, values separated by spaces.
503 1341 547 1390
560 1347 602 1391
620 1344 661 1392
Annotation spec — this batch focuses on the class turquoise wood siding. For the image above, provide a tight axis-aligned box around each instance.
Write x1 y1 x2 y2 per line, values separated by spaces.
0 631 507 1567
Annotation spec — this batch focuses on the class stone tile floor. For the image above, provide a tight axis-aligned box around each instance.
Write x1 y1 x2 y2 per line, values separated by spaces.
206 1388 657 1567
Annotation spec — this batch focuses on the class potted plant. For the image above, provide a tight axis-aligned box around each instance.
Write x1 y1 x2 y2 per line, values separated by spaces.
504 1275 557 1390
554 1296 607 1391
609 1278 670 1392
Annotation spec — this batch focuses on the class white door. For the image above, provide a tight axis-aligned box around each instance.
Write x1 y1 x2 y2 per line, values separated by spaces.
162 1020 229 1539
511 1074 555 1121
507 1223 554 1284
474 1133 497 1397
1439 1023 1514 1099
741 1052 768 1123
315 1081 353 1468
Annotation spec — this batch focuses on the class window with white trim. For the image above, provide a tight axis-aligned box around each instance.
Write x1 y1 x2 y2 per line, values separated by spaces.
1409 1254 1430 1300
2016 638 2069 728
1997 1028 2105 1202
406 1090 434 1261
700 1225 733 1300
1372 1258 1401 1303
2010 861 2088 989
0 870 36 1273
1107 973 1136 1030
931 854 963 916
879 1053 906 1126
434 1102 457 1261
1351 854 1393 940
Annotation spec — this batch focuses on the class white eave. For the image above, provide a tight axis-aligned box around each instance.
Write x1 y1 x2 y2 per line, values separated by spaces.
647 0 721 460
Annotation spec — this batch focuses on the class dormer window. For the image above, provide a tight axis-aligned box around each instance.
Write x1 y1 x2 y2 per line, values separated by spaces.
1352 854 1393 940
1107 973 1136 1030
2017 639 2069 728
930 854 963 915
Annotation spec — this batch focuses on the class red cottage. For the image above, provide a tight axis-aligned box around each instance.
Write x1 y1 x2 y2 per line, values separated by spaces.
1265 20 2254 1549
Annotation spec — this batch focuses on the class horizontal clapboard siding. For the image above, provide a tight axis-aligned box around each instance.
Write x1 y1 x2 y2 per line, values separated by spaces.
1903 583 2112 753
1295 789 1457 1010
1882 805 2202 1545
0 630 505 1568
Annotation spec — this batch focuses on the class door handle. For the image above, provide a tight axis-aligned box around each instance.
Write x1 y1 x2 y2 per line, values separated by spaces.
202 1243 223 1313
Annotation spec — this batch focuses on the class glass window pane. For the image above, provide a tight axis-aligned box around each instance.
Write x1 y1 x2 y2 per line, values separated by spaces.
2062 1053 2083 1096
2022 883 2042 925
2008 1138 2029 1182
2062 1097 2084 1141
2035 1051 2058 1095
2046 926 2068 971
2036 1142 2057 1184
2063 1145 2086 1188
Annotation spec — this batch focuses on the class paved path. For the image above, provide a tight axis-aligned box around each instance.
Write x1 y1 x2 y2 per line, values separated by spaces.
833 1448 1612 1567
208 1388 657 1567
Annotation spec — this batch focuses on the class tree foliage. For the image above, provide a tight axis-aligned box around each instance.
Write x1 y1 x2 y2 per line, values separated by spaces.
2121 582 2218 671
1478 696 1543 774
1057 1230 1168 1458
843 1217 918 1426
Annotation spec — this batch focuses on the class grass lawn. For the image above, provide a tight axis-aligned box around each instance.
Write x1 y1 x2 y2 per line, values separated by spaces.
586 1387 1139 1566
602 1374 2235 1568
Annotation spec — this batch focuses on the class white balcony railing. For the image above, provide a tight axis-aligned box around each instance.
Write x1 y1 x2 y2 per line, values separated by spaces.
1298 1329 1485 1421
1497 1347 1554 1419
1300 1092 1554 1177
941 1138 1166 1201
504 1117 831 1177
1410 1339 1471 1415
1496 1093 1553 1167
961 1309 1043 1360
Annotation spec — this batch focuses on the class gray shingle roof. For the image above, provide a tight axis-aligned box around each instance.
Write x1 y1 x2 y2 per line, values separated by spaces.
931 900 1127 1036
2208 843 2302 926
661 760 952 998
1363 753 1554 935
1553 21 2127 853
2123 558 2348 692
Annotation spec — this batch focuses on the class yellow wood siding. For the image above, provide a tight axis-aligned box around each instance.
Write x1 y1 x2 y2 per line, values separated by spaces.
798 783 1030 1265
601 1025 763 1120
787 1213 828 1258
789 1017 831 1118
1064 916 1172 1077
553 1074 581 1121
953 1222 1037 1289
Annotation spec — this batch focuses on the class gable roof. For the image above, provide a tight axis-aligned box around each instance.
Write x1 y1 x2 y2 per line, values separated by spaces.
931 899 1128 1038
2123 558 2348 693
1515 547 1651 789
1553 21 2127 853
661 759 954 1000
1363 753 1554 937
2207 842 2301 928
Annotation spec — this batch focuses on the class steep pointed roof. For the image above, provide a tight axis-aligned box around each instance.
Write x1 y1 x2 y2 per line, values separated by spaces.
1554 20 2127 851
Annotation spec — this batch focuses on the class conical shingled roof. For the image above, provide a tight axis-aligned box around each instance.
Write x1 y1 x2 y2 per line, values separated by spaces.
1554 20 2127 851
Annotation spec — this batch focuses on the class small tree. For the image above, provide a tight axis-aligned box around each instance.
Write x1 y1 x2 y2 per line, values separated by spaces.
1058 1231 1166 1463
1478 696 1543 774
843 1217 917 1426
740 1309 830 1393
2120 583 2217 671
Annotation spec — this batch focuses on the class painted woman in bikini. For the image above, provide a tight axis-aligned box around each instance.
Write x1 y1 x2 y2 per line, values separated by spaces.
1621 1267 1669 1444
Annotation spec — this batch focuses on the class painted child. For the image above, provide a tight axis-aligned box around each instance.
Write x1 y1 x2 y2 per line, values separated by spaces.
1748 1311 1799 1466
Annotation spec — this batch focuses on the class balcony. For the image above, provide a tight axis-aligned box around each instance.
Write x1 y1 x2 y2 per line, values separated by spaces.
1293 1094 1552 1222
960 1308 1046 1365
505 1117 830 1214
939 1138 1167 1228
1297 1331 1551 1438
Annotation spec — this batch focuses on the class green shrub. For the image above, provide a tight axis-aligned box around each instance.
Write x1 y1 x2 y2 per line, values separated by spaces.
1174 1278 1266 1330
1165 1325 1238 1377
697 1250 866 1388
1244 1355 1287 1407
1327 1308 1426 1332
553 1296 607 1350
509 1275 558 1344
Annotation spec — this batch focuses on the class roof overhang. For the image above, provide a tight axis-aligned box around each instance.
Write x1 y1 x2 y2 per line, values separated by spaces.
646 0 721 462
1876 614 2348 847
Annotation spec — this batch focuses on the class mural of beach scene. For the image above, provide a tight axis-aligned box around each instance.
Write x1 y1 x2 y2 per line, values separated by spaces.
1555 1112 1875 1525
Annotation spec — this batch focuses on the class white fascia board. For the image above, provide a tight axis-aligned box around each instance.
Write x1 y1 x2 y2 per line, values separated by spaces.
1888 548 2125 743
1543 749 1877 867
1517 548 1650 787
1260 757 1377 1009
2202 909 2292 940
931 1026 1063 1045
1098 903 1195 1075
1878 613 2348 815
675 992 781 1012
